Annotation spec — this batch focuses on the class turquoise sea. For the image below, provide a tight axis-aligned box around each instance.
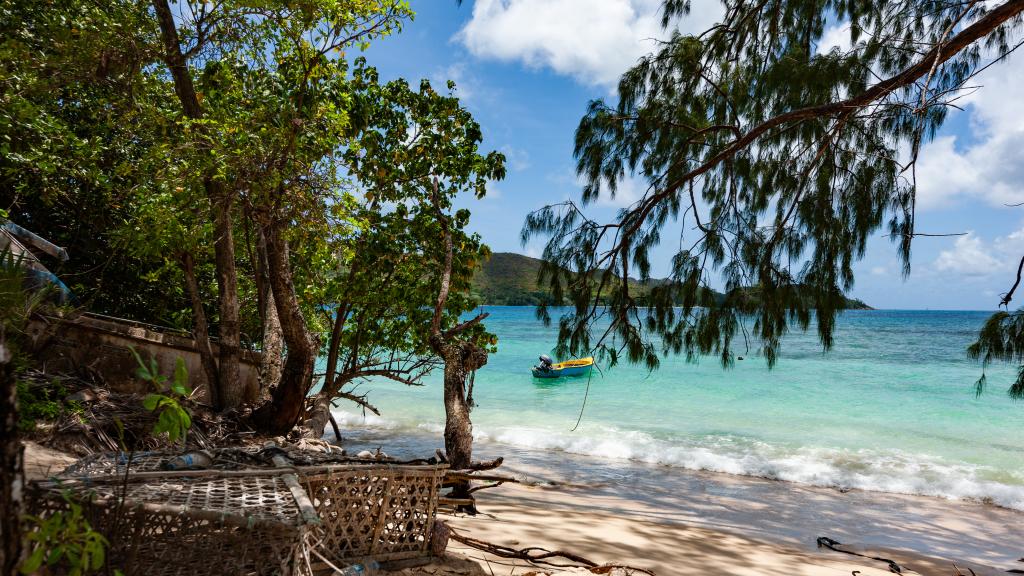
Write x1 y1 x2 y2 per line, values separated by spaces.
330 307 1024 510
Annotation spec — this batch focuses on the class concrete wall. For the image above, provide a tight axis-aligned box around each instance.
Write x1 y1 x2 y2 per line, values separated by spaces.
27 313 261 403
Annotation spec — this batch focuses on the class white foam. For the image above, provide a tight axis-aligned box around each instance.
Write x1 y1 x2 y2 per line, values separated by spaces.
330 409 1024 510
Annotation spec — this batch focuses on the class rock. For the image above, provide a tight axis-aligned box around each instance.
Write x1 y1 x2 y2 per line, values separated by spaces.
65 389 96 403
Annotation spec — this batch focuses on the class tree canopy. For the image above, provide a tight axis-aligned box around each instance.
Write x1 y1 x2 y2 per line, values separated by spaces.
523 0 1024 399
2 0 503 433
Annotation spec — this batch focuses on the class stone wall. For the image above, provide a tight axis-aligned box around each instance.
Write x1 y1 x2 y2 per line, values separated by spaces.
27 313 261 402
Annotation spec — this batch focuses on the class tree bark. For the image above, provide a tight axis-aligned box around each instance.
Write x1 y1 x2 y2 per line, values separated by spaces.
152 0 243 408
427 182 490 507
0 339 23 576
255 228 283 403
435 341 487 471
302 302 348 437
251 221 318 435
181 252 221 408
210 185 244 407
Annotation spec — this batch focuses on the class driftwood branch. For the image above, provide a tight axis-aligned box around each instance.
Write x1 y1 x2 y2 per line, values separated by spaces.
445 471 519 484
466 481 505 494
465 456 503 472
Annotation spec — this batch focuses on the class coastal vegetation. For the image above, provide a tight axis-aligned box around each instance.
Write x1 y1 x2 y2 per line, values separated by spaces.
2 0 502 444
523 0 1024 386
3 0 1024 573
2 0 503 558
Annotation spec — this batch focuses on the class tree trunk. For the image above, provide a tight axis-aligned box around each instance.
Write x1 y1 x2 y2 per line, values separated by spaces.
442 356 474 471
0 339 23 576
434 340 487 472
303 303 348 437
255 228 283 403
152 0 243 409
427 184 490 509
251 221 318 435
182 252 221 408
210 186 244 407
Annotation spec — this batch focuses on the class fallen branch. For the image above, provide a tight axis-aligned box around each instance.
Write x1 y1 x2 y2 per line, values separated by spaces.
464 456 503 472
445 471 520 484
467 481 505 494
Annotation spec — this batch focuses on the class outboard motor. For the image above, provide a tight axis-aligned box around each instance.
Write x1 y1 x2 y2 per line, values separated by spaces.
536 354 554 372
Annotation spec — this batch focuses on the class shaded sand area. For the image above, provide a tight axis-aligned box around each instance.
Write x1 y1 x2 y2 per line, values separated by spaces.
21 441 1024 575
449 481 1018 575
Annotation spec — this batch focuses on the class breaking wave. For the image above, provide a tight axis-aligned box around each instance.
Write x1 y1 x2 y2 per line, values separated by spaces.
330 410 1024 510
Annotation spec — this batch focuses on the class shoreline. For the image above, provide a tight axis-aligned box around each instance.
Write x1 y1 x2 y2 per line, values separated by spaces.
337 425 1024 570
331 411 1024 513
22 434 1023 575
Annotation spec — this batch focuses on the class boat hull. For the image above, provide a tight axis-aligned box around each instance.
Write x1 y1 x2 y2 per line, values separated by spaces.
531 363 592 378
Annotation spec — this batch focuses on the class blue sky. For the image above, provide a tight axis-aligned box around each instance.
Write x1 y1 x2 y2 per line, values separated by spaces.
363 0 1024 311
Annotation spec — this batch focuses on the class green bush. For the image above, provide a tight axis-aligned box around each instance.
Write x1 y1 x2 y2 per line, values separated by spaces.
15 379 81 432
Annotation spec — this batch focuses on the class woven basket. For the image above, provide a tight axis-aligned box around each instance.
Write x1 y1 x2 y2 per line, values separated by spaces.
29 452 448 575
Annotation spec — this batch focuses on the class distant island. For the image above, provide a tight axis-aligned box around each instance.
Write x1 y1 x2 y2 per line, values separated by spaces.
472 252 872 309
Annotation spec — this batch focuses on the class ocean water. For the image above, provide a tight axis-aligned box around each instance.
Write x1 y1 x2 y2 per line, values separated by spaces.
329 307 1024 510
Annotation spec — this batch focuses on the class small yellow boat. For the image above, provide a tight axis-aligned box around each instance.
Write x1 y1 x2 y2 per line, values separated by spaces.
531 356 594 378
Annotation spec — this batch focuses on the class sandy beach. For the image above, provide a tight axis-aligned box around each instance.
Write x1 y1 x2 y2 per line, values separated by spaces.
435 449 1024 576
21 440 1024 575
448 480 1017 575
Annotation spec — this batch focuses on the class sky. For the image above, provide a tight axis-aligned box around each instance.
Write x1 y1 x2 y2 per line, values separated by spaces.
362 0 1024 311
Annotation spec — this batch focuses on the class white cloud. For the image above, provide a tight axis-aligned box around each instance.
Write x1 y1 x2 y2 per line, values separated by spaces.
483 180 503 200
593 174 647 208
456 0 723 87
932 226 1024 281
543 165 649 208
915 49 1024 209
914 136 981 210
934 232 1001 277
870 266 887 276
816 23 853 55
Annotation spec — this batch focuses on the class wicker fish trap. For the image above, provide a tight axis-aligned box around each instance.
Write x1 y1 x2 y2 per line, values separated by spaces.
29 474 310 576
302 465 444 566
28 451 448 575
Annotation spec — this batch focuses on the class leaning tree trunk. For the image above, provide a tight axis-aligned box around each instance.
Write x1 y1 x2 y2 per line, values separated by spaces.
181 252 221 408
1 338 23 576
255 229 283 403
426 181 491 509
251 222 318 435
152 0 243 408
303 304 349 437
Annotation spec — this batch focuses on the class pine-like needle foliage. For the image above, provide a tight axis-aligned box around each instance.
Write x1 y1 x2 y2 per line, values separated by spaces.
523 0 1024 371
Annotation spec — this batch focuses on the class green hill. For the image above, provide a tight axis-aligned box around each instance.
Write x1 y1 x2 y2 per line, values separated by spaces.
471 252 551 305
471 252 871 309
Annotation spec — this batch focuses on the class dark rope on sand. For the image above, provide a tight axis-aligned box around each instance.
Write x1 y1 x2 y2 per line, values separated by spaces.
570 362 603 432
817 536 903 574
